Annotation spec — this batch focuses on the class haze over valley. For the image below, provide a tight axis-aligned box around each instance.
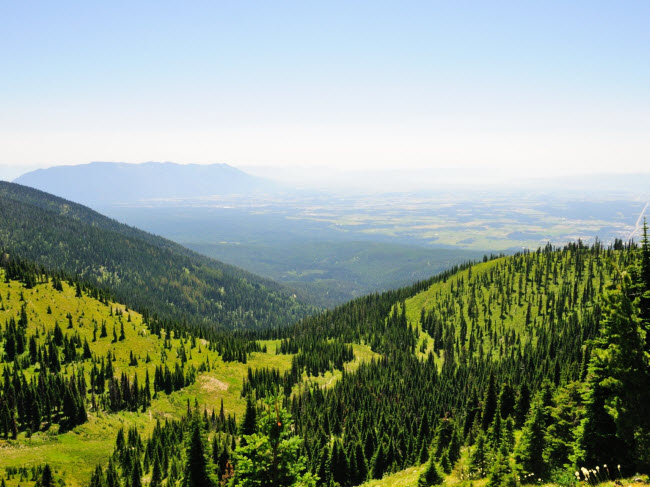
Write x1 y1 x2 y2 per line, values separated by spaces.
2 2 650 487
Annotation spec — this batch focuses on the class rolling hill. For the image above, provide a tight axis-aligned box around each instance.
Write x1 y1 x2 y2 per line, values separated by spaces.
0 181 312 330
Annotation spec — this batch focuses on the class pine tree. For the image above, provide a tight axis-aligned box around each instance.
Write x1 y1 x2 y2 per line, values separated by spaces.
370 442 386 479
514 383 531 428
182 420 214 487
39 464 54 487
89 465 105 487
469 431 488 478
486 446 512 487
230 398 316 487
352 442 368 485
481 372 498 431
240 395 257 446
515 397 546 478
575 273 649 472
106 458 120 487
329 439 349 486
440 449 452 474
130 456 142 487
418 454 444 486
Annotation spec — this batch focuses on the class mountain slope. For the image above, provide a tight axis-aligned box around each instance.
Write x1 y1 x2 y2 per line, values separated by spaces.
0 264 294 487
0 181 311 329
2 240 648 486
13 161 278 206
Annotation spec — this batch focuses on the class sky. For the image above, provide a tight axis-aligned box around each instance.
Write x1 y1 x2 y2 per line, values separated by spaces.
1 1 649 181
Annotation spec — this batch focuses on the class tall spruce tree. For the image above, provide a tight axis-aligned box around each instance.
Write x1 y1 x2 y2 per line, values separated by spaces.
182 420 215 487
418 454 444 486
39 464 54 487
574 272 648 471
515 397 546 478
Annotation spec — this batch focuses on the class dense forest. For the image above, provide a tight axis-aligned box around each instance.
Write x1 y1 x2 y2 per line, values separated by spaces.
0 182 313 330
1 215 649 486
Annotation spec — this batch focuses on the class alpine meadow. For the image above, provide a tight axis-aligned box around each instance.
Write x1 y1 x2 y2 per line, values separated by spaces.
3 2 650 487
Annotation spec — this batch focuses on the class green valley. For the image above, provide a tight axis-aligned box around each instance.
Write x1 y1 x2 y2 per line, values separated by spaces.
0 182 312 330
3 231 649 486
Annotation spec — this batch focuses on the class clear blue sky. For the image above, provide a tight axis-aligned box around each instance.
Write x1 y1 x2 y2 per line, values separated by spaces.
2 1 649 178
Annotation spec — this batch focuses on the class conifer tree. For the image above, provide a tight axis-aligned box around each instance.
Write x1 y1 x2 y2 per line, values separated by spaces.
370 442 386 479
514 383 531 428
39 464 54 487
130 456 142 487
418 454 444 486
230 397 316 487
240 395 257 446
469 431 488 478
329 439 349 486
515 397 546 478
481 373 498 431
89 465 105 487
575 273 649 472
486 446 512 487
106 458 119 487
182 420 214 487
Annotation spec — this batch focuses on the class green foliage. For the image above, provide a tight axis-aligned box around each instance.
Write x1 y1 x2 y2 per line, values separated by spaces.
469 432 489 478
575 270 650 472
182 420 216 487
230 397 317 487
486 446 513 487
515 395 547 478
418 455 444 486
0 181 312 330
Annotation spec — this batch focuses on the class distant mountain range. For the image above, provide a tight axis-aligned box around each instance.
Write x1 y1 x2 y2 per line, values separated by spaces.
14 161 279 206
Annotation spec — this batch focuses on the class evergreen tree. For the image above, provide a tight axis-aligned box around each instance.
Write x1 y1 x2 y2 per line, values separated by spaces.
486 446 512 487
129 456 142 487
39 464 54 487
89 465 105 487
418 455 444 486
514 383 531 428
240 395 257 446
230 397 316 487
106 458 120 487
575 273 649 472
481 372 498 431
182 420 215 487
329 439 349 486
469 431 488 478
515 397 546 478
370 442 386 479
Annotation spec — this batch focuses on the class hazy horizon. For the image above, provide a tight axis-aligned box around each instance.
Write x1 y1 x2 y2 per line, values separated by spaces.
5 160 650 193
3 1 649 180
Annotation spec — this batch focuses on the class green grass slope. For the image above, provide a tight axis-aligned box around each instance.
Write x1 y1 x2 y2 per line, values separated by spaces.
0 268 373 486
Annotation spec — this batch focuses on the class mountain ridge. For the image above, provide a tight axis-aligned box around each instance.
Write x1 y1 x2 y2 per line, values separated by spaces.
13 161 279 206
0 181 312 329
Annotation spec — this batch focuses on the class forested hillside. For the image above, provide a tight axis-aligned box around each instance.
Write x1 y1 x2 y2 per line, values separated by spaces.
1 232 649 487
0 256 319 486
0 182 312 330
